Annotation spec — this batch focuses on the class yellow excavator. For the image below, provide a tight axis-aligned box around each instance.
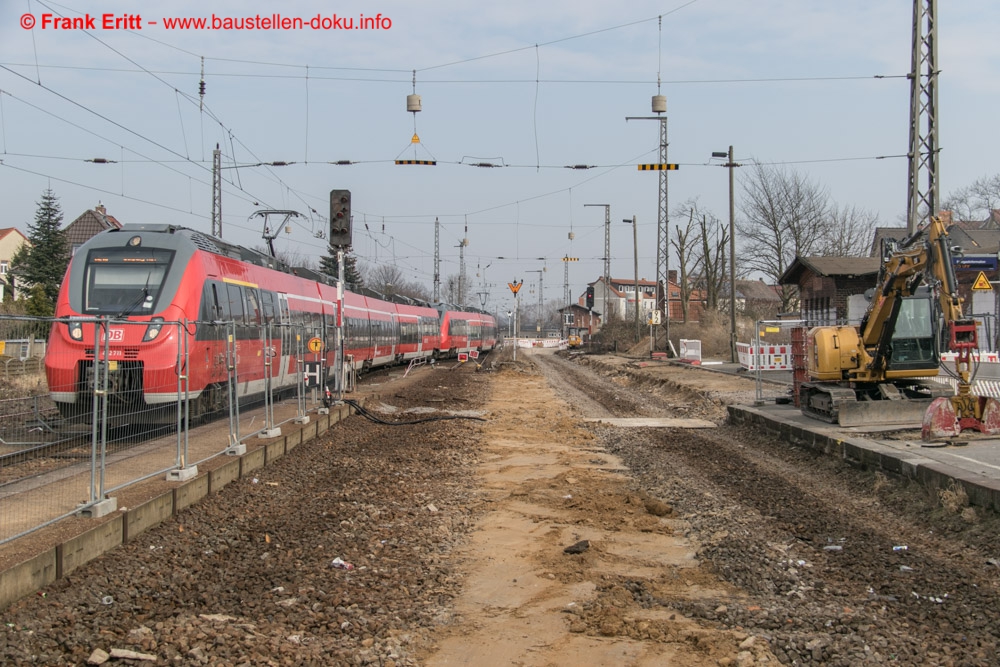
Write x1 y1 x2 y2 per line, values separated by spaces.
799 215 1000 439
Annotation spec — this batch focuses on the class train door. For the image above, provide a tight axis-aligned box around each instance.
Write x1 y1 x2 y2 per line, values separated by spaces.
277 293 292 388
224 283 248 399
323 302 338 391
245 287 267 395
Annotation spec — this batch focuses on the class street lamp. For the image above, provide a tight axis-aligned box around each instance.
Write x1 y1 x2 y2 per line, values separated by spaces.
624 216 640 342
712 146 739 363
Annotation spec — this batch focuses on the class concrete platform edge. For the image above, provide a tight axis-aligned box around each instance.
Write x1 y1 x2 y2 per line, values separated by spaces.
728 404 1000 513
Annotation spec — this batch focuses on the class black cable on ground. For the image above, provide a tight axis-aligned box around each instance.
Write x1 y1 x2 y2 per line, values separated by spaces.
343 399 487 426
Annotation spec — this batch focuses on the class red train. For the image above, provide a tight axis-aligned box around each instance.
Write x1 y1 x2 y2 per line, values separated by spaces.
45 224 497 424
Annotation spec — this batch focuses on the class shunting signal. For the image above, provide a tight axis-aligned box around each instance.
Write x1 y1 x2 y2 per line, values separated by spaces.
395 159 437 166
637 164 679 171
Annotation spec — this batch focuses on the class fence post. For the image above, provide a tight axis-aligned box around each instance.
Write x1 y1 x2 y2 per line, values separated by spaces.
294 325 310 423
259 321 281 439
82 317 117 517
225 320 245 456
168 320 197 481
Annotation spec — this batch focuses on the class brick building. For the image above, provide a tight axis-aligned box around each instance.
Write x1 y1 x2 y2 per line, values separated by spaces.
779 256 880 325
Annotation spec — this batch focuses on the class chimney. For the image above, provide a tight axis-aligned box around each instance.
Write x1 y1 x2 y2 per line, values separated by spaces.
95 201 106 215
668 269 677 284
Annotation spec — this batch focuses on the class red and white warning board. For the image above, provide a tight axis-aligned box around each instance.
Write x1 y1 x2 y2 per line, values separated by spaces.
736 343 791 370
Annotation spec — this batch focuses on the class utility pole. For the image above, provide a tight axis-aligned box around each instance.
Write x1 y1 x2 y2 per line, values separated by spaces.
527 269 544 334
584 204 611 320
625 216 640 342
211 144 222 237
627 96 672 353
433 217 441 302
906 0 939 233
713 146 740 362
727 145 737 363
563 255 571 307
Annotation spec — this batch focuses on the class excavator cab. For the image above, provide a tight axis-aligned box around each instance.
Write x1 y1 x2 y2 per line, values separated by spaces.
887 291 938 372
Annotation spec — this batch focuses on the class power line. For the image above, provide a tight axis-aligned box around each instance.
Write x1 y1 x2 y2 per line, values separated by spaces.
0 62 908 86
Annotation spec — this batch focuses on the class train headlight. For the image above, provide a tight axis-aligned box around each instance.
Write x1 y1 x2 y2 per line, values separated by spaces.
142 317 165 342
67 320 84 341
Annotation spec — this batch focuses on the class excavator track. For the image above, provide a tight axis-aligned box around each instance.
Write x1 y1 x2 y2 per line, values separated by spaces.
799 381 951 428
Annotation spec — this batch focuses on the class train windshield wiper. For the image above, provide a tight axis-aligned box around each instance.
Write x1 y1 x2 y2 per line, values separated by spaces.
115 274 152 319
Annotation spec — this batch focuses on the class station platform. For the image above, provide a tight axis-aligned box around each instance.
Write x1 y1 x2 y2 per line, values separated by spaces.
603 352 1000 514
728 400 1000 513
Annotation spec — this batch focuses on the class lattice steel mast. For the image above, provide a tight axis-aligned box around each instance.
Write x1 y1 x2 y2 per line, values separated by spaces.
906 0 939 233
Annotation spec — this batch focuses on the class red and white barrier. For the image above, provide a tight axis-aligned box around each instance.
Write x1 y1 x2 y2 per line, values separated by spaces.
516 338 566 349
940 351 1000 363
736 342 792 371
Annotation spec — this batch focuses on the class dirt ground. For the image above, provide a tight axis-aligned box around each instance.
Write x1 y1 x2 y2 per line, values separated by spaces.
419 350 765 666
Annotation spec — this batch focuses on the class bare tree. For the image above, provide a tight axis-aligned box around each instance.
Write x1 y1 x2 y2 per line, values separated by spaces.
365 263 430 300
942 174 1000 223
697 209 729 312
366 264 405 295
670 202 701 323
818 204 881 257
737 163 829 311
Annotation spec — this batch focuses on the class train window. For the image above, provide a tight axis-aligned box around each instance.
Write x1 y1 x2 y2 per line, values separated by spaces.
199 283 215 321
260 291 276 324
83 247 175 315
245 288 261 325
226 284 245 324
277 294 289 324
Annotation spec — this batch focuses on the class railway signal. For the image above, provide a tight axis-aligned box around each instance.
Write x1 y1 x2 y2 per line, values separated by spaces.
329 189 352 248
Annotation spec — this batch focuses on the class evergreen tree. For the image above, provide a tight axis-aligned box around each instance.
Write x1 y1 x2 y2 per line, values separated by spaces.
11 189 70 307
320 245 363 288
24 283 53 317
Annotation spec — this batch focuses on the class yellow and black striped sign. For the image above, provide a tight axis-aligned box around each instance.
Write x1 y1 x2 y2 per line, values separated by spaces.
561 257 579 262
637 164 679 171
395 159 437 166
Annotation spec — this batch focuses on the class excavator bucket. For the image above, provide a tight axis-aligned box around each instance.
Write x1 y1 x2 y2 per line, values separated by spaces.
980 397 1000 433
922 397 959 440
921 396 1000 440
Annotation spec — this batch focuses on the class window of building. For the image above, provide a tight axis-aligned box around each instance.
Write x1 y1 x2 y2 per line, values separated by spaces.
0 261 8 275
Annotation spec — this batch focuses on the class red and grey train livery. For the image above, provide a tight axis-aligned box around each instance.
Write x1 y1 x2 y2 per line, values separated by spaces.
45 224 497 424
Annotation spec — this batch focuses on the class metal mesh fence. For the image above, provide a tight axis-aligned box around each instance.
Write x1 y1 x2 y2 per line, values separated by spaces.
0 315 329 545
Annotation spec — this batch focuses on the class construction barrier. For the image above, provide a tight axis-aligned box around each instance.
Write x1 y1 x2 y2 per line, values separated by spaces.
516 338 565 349
678 339 702 364
736 342 793 371
940 351 1000 363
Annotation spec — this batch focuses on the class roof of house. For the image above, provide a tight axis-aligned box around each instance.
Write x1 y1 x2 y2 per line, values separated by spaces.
65 204 122 248
780 256 880 285
560 303 601 317
735 279 782 301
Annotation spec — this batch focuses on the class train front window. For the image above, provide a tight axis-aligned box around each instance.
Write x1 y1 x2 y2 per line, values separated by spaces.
84 247 175 315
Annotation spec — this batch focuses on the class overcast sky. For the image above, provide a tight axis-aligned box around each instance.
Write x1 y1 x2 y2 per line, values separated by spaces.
2 0 999 313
